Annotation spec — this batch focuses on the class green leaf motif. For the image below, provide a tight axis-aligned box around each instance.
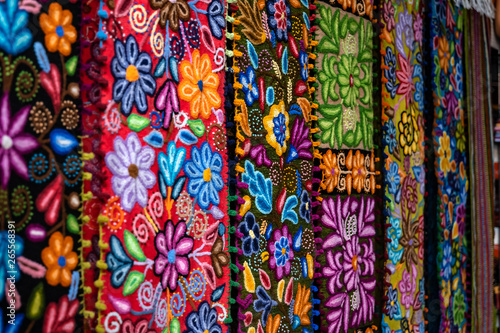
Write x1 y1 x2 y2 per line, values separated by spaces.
124 230 146 262
318 56 338 103
123 271 145 296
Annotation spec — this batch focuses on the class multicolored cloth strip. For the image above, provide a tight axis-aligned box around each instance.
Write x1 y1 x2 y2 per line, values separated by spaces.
88 0 232 331
464 9 494 333
312 1 383 332
380 0 426 331
0 0 82 330
429 0 468 331
232 1 316 333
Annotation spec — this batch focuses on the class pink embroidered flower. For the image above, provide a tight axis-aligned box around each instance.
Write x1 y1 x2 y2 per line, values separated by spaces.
398 268 416 310
274 0 288 31
414 14 423 43
154 220 194 291
382 0 395 32
42 295 79 333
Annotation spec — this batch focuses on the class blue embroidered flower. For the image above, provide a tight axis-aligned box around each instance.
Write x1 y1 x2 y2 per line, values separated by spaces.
385 285 402 320
186 301 222 333
0 232 23 300
441 241 452 280
299 190 311 223
266 0 291 42
207 0 225 40
239 66 259 106
274 236 290 266
0 0 32 55
239 212 260 256
273 112 287 146
387 217 403 265
183 142 224 209
386 161 401 195
384 46 399 99
111 35 157 116
254 286 277 327
384 119 397 154
299 51 309 81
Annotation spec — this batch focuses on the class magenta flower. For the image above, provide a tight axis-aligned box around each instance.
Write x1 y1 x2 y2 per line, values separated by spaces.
268 225 294 280
399 268 416 310
324 249 343 293
154 220 193 291
0 93 39 188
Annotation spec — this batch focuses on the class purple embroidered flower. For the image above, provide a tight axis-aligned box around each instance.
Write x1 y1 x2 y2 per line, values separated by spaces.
382 0 395 32
104 132 156 212
154 220 193 291
413 14 423 43
444 90 458 120
268 225 294 280
0 93 38 188
395 10 414 56
386 285 402 320
398 268 416 310
186 301 222 333
254 285 276 326
441 241 452 281
324 249 343 293
287 117 313 163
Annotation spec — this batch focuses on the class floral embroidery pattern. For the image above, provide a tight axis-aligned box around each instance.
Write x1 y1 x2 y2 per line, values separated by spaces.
233 1 315 332
88 0 231 331
381 0 426 331
316 6 374 150
430 0 468 330
0 0 82 330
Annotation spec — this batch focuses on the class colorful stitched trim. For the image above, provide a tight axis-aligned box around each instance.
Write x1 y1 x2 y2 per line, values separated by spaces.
0 0 83 330
232 1 316 333
380 0 426 331
93 0 231 332
312 2 383 332
429 1 468 331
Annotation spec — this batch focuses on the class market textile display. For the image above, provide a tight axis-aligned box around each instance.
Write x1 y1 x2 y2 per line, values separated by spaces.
464 10 494 333
0 0 83 330
380 0 426 331
429 0 469 331
312 1 383 332
88 0 232 331
232 1 316 333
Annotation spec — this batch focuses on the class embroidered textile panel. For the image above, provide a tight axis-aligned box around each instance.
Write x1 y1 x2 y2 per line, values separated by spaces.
0 0 83 330
429 1 468 331
380 0 426 331
312 2 383 333
80 0 106 330
232 1 316 333
93 0 231 331
464 10 494 333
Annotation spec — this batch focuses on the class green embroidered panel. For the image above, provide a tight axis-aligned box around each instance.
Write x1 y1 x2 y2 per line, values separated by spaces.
316 4 374 150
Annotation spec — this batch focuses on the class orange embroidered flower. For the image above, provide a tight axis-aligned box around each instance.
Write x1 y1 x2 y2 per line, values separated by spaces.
39 3 77 56
293 284 312 326
320 150 340 192
42 231 78 287
437 132 452 176
438 36 451 75
178 50 221 119
266 314 281 333
346 150 366 194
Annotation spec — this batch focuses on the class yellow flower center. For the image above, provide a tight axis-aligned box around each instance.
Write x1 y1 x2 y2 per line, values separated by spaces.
281 247 286 255
203 330 209 333
352 254 358 271
126 65 140 82
249 230 256 239
248 83 252 91
203 168 212 182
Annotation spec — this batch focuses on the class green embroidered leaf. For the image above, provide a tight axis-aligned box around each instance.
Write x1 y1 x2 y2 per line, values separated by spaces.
335 117 343 148
348 18 358 35
343 130 358 147
340 14 348 39
359 105 374 149
322 80 331 104
123 271 144 296
319 104 342 118
358 49 372 63
332 9 340 41
318 37 338 54
124 230 146 262
358 19 365 54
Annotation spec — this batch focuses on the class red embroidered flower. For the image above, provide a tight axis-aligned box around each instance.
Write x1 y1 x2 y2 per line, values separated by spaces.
274 0 288 31
42 295 79 333
121 319 156 333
